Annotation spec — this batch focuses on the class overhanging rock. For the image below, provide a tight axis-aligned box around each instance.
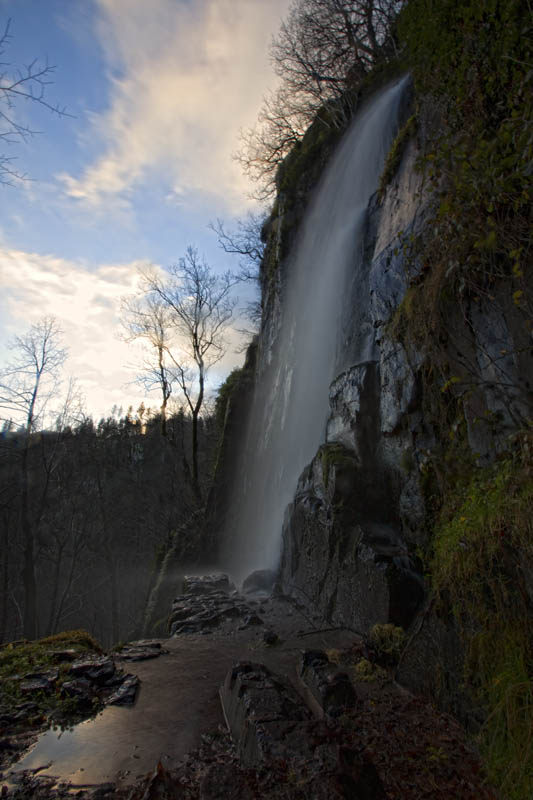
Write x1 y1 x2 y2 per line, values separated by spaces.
279 446 424 634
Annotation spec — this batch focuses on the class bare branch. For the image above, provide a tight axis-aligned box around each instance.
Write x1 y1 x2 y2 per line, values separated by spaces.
235 0 405 197
0 17 72 185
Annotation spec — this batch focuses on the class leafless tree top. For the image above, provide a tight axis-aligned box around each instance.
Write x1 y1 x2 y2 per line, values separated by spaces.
0 18 69 184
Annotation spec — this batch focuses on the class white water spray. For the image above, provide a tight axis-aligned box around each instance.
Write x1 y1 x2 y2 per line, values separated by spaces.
227 77 410 583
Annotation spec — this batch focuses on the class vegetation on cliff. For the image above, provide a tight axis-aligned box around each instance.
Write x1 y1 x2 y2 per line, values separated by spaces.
255 1 532 795
390 1 533 795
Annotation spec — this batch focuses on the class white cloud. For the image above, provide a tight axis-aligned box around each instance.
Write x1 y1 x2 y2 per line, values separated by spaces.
0 248 149 418
58 0 290 211
0 246 247 420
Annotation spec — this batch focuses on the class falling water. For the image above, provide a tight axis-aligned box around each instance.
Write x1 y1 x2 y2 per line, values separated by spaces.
226 77 410 583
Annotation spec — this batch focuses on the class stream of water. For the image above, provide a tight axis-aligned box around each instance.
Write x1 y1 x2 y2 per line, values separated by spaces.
227 76 410 583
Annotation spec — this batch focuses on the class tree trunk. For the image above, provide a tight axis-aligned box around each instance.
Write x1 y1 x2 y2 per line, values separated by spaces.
109 556 120 645
0 517 10 643
20 446 37 640
192 409 201 503
46 538 66 635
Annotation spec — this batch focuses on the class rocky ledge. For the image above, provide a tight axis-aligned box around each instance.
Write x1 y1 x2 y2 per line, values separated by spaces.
1 575 497 799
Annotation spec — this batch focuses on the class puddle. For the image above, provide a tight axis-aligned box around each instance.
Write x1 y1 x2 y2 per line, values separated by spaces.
9 708 168 786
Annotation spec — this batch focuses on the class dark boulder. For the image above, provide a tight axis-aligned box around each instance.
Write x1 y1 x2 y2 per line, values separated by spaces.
242 569 277 595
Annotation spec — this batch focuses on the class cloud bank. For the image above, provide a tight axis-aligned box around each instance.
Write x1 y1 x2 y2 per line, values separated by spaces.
0 247 246 420
0 248 149 418
59 0 290 211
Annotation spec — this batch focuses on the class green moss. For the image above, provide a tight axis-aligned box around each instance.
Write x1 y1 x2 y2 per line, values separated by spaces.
214 343 256 433
386 286 419 344
277 116 340 207
394 0 532 400
378 114 417 201
352 658 388 683
432 443 533 798
0 630 104 727
370 623 407 664
37 629 103 651
319 443 357 489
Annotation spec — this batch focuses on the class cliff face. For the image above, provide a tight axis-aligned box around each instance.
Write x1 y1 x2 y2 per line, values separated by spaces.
277 122 429 631
218 75 531 735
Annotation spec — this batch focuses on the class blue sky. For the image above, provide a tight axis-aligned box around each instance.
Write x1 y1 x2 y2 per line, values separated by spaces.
0 0 289 420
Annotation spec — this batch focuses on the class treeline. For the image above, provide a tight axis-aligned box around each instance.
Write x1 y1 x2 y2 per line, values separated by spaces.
0 407 218 647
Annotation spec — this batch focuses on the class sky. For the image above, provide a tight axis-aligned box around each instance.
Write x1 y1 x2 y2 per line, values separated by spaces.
0 0 290 423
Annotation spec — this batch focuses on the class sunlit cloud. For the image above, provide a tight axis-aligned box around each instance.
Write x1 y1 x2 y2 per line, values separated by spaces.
0 248 149 418
58 0 289 212
0 247 247 420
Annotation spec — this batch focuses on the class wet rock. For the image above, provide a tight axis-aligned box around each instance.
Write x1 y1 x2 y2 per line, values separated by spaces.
106 674 139 706
169 583 249 637
220 662 312 767
69 657 115 685
116 641 168 662
61 678 94 708
170 613 222 636
183 573 233 595
19 670 58 694
88 783 115 798
0 736 17 753
238 614 264 630
10 703 39 724
263 630 279 646
280 456 424 634
300 650 357 717
242 569 277 595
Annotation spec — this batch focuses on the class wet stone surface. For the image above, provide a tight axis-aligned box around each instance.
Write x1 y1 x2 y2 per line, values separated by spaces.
169 573 266 637
114 641 168 663
1 574 499 798
219 661 386 798
106 675 139 706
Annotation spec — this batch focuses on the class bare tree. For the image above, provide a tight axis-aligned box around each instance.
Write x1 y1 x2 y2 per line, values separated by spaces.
121 295 174 437
235 86 312 199
0 18 69 184
208 212 266 280
128 249 237 502
237 0 404 196
0 317 67 638
209 211 267 324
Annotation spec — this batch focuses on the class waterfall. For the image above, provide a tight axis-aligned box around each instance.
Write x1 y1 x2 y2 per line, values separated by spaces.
225 76 410 584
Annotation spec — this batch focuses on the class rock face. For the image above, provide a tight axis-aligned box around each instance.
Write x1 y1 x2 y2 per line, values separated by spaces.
279 444 424 635
216 79 532 726
168 572 275 637
220 662 312 767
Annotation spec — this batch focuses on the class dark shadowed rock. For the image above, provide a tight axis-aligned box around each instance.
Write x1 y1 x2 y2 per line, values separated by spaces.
169 582 251 636
263 630 279 645
200 763 254 800
19 670 58 694
106 674 139 706
242 569 277 595
69 657 115 684
300 651 357 717
238 614 264 630
116 641 168 662
183 573 233 595
220 662 312 767
61 678 94 708
279 449 424 635
88 783 115 798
